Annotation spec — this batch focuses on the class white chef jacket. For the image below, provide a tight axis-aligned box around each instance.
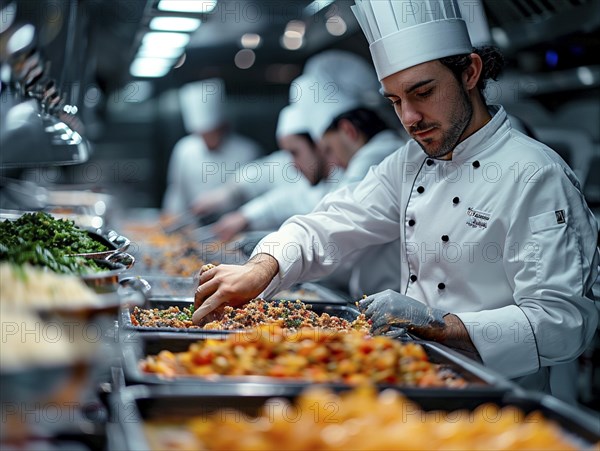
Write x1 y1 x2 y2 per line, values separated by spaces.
162 133 261 215
235 150 296 201
340 130 405 186
240 171 341 231
242 130 404 232
333 129 407 298
254 105 599 390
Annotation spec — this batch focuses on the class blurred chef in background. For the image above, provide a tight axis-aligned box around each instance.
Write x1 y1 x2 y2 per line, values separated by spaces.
211 101 338 242
189 149 296 219
212 50 405 241
162 78 262 215
192 0 599 402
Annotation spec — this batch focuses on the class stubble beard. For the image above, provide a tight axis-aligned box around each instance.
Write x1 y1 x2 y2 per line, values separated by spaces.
414 89 473 159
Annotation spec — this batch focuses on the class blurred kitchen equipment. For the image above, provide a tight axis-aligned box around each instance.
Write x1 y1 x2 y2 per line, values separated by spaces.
0 177 49 210
0 6 91 170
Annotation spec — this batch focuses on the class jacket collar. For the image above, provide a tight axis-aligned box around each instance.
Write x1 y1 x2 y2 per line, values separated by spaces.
448 105 509 163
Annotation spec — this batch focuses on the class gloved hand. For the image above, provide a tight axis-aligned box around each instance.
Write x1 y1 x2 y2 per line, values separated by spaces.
359 289 448 336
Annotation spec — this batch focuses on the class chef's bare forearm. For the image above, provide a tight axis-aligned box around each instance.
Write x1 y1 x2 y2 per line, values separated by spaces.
417 314 481 360
247 252 279 283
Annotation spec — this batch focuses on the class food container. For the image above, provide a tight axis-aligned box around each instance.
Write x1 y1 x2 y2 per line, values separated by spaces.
121 275 196 299
117 276 349 305
120 300 362 335
270 282 349 304
120 330 515 398
81 259 132 293
110 384 600 451
69 230 131 260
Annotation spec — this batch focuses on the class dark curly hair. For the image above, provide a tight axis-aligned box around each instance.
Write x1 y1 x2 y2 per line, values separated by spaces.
439 46 505 101
325 107 388 141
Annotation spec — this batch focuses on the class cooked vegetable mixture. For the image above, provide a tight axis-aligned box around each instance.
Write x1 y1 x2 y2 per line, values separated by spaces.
130 304 197 329
141 325 466 387
130 299 370 331
0 212 108 274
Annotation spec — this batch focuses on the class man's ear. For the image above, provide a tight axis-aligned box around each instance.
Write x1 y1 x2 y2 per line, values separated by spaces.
463 53 483 91
338 118 358 140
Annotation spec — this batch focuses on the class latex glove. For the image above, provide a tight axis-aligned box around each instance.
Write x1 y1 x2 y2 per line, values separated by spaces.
359 289 447 336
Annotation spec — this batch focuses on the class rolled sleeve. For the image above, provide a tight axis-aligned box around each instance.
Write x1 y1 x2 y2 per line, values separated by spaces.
251 229 306 297
456 305 540 378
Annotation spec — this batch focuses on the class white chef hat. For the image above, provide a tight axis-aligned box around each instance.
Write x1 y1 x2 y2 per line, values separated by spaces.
457 0 492 46
276 104 309 139
351 0 473 81
291 51 381 140
179 78 226 133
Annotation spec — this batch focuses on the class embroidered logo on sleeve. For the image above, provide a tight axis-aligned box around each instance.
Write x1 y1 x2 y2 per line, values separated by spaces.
555 210 565 224
466 207 491 229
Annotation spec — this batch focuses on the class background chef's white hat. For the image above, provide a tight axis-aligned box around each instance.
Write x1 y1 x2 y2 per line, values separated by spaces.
276 104 309 139
179 78 226 133
291 51 382 140
351 0 473 81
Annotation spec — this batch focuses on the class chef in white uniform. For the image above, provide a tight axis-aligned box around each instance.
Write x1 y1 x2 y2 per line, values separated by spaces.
189 150 295 218
209 50 390 241
211 101 340 241
162 78 262 215
192 0 599 397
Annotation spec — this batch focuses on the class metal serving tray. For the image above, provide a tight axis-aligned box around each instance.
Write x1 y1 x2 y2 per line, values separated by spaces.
270 282 350 304
120 300 361 335
117 275 349 305
120 330 515 397
110 384 600 451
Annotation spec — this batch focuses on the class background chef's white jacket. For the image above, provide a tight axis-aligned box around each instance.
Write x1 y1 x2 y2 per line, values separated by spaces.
253 106 599 390
242 130 404 231
162 133 261 214
335 130 407 298
233 150 297 202
203 150 298 215
240 173 340 231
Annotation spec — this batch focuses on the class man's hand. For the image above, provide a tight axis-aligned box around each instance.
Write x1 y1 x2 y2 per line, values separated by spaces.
359 289 480 359
192 253 279 325
212 211 249 242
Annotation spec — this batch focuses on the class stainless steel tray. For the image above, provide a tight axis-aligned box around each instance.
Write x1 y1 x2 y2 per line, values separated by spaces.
120 300 361 335
119 331 515 396
110 385 600 451
270 282 350 304
119 276 349 304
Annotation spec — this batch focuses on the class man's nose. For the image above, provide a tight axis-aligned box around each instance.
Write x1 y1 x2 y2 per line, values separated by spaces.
400 102 422 128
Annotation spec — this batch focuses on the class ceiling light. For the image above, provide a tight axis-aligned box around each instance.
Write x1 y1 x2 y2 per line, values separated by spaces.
241 33 261 49
577 67 594 86
286 20 306 36
150 17 201 32
142 32 190 48
234 49 256 69
281 32 303 51
130 58 173 78
325 15 347 36
158 0 217 14
137 44 183 59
